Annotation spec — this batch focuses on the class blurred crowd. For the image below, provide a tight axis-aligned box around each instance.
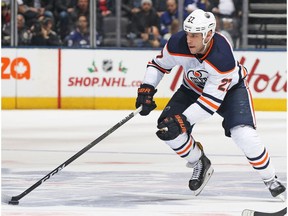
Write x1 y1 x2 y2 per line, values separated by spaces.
1 0 242 48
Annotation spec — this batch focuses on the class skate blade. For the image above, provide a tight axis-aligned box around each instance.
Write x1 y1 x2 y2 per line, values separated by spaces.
241 209 254 216
276 193 286 202
194 167 214 196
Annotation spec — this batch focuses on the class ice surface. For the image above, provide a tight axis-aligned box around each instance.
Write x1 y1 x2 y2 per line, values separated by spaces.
1 110 287 216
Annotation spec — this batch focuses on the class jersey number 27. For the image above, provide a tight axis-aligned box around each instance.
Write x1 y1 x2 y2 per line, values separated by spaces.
218 78 232 92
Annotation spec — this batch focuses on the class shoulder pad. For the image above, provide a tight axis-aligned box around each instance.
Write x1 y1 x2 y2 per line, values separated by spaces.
206 33 236 72
167 31 192 56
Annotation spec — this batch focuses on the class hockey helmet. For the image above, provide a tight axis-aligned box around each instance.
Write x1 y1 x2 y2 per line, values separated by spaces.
183 9 216 39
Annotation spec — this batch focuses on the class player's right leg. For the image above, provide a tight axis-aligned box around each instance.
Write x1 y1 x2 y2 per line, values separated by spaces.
186 142 214 196
157 85 213 195
164 133 214 196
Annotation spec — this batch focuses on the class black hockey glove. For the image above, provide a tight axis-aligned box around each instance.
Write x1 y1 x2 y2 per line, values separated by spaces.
136 83 157 116
156 114 191 141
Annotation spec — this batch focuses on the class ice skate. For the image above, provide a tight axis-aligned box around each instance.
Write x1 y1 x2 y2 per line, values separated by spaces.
264 176 286 201
187 142 214 196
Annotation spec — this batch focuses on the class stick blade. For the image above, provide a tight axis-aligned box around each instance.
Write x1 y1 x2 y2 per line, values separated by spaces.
242 207 287 216
2 193 19 205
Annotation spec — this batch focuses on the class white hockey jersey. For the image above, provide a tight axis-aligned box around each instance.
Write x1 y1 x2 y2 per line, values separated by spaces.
142 31 248 125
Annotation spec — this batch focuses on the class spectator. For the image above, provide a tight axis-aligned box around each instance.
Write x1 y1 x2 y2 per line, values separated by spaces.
128 0 162 48
207 0 242 47
96 0 115 39
1 1 10 45
130 0 142 14
71 0 89 22
97 0 133 19
123 0 169 21
42 0 55 19
160 0 188 45
184 0 207 13
64 15 92 47
122 0 141 19
17 14 33 45
2 12 33 46
122 0 133 18
17 0 55 28
2 1 10 28
30 16 62 46
154 0 168 17
209 0 235 17
1 0 10 5
98 0 114 17
215 14 234 47
54 0 77 41
67 0 98 39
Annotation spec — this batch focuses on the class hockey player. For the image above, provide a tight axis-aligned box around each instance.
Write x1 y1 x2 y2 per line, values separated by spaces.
135 9 286 199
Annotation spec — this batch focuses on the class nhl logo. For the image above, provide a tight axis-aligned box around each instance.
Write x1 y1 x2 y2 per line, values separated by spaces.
102 59 113 72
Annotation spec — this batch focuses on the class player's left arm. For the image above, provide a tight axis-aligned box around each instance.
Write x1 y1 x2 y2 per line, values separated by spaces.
156 64 238 141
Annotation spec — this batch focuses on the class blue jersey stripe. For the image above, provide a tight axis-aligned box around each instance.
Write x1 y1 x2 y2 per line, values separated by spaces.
196 101 214 115
202 92 222 104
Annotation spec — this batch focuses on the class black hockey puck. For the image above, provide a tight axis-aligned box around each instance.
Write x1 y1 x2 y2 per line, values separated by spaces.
8 200 19 205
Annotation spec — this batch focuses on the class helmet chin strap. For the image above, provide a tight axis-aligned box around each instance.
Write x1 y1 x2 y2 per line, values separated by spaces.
200 33 213 54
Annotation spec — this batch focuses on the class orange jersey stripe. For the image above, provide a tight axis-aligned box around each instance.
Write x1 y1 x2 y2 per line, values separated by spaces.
147 61 168 74
249 152 269 166
199 96 219 110
199 39 214 61
177 140 192 155
242 65 248 77
166 45 195 58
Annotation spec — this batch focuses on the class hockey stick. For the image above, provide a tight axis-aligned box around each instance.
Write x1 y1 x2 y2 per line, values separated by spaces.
242 207 287 216
2 106 142 205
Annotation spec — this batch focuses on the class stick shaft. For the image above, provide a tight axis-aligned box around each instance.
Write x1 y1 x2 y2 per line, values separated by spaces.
9 107 142 203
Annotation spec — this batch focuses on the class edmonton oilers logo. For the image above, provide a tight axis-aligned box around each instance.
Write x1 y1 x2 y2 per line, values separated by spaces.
187 69 208 87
